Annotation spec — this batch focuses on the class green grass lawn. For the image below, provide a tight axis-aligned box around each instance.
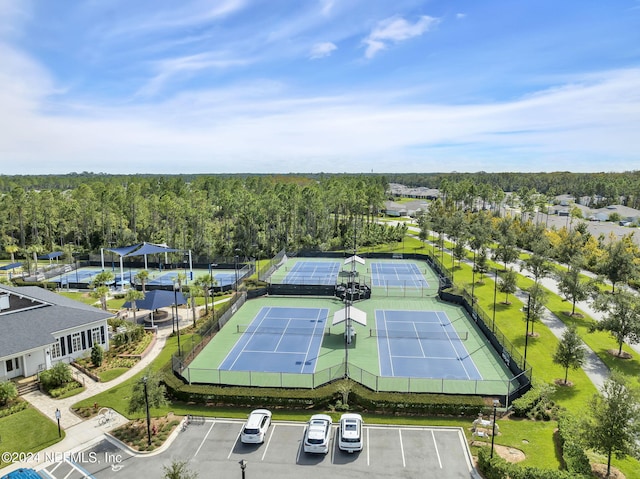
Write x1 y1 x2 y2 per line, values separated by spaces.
0 407 63 468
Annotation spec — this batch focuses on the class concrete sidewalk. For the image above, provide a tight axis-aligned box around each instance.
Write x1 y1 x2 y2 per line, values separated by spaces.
1 304 206 475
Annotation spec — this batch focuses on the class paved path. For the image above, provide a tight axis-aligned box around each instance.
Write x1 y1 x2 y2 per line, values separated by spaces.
3 300 229 474
407 224 614 389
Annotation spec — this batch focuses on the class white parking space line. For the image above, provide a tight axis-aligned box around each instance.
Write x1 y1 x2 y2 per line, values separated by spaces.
431 430 443 469
457 428 473 471
366 427 370 466
49 462 63 474
228 424 244 459
262 424 276 461
67 459 95 479
194 421 216 458
398 429 406 468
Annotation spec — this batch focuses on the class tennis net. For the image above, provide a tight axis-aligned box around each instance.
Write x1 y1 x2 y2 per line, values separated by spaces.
369 329 468 341
237 325 332 336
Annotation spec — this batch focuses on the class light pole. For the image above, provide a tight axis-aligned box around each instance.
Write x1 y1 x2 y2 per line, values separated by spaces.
234 249 241 293
490 399 499 458
239 459 247 479
523 292 531 368
143 376 151 446
471 250 476 305
174 282 182 357
492 268 498 331
55 408 61 437
209 263 218 316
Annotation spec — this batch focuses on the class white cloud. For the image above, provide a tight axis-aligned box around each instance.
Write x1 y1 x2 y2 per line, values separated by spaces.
0 32 638 175
319 0 335 16
136 52 250 97
456 13 466 19
363 15 439 59
309 42 337 59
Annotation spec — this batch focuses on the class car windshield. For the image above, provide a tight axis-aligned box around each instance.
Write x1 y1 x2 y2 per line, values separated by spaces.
244 428 259 435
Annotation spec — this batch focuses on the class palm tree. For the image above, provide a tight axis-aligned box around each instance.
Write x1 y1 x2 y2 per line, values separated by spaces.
124 288 145 323
135 269 150 293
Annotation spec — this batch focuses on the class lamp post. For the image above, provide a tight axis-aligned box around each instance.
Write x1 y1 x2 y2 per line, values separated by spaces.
490 399 499 458
234 249 241 293
209 263 218 316
55 408 61 437
523 292 531 368
174 282 182 357
471 250 476 305
492 268 498 331
143 376 151 446
239 459 247 479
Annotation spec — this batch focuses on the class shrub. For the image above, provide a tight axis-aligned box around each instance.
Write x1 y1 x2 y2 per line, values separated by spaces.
557 412 591 476
40 362 73 391
0 401 28 418
91 344 104 367
511 383 558 420
0 381 18 406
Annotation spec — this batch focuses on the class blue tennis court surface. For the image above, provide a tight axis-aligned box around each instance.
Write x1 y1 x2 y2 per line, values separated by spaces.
147 271 236 286
219 307 328 373
376 310 482 380
283 261 340 285
371 263 428 287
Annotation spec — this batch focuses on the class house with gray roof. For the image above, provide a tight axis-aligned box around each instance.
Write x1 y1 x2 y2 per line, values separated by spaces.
0 285 113 381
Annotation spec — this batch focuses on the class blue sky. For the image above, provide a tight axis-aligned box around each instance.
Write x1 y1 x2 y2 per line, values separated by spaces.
1 0 639 174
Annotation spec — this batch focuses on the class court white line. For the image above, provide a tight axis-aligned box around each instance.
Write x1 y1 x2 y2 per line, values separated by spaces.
193 421 215 458
431 430 443 469
413 322 427 358
437 311 473 380
399 429 406 467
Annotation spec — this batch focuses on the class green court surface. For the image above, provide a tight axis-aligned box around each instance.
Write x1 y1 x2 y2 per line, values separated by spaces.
269 257 441 298
184 257 515 396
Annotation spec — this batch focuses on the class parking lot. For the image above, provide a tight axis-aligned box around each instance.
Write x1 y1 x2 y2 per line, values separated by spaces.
37 419 476 479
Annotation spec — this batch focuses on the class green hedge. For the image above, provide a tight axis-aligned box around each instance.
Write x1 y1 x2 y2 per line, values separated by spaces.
557 412 591 476
0 401 29 418
477 447 588 479
162 368 486 415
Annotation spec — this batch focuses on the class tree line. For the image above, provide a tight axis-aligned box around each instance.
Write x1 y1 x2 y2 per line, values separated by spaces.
0 174 399 262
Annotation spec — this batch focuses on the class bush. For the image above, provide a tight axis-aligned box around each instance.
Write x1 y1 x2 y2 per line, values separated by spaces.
557 412 591 476
0 381 18 406
0 400 28 418
40 362 73 391
511 383 559 420
91 344 104 367
477 447 588 479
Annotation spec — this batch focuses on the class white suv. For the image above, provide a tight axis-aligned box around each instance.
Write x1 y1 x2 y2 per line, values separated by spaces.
303 414 333 454
338 413 363 453
240 409 272 444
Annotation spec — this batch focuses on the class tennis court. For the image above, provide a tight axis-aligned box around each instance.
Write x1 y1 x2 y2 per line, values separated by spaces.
371 262 428 288
218 306 329 373
283 261 341 285
375 310 481 380
48 266 238 287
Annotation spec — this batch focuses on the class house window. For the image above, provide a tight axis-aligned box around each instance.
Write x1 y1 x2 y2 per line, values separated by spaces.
92 327 102 346
51 342 62 359
71 332 82 353
6 359 14 372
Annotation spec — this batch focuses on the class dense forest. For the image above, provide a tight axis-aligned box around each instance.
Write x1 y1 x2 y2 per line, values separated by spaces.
1 171 640 266
0 174 397 263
